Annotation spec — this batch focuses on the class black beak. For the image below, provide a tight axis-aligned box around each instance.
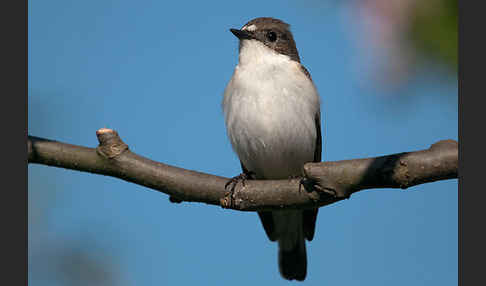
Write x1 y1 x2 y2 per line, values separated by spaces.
230 28 253 40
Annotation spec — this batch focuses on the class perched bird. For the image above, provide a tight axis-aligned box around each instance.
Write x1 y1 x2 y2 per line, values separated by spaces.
222 17 322 281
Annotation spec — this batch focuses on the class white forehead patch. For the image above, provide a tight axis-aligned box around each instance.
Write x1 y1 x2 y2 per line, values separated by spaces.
242 24 257 32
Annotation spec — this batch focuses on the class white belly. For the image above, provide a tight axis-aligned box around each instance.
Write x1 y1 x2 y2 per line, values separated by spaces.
227 99 315 179
223 59 320 179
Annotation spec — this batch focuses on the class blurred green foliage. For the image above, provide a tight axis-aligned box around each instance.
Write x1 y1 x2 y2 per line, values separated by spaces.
409 0 457 72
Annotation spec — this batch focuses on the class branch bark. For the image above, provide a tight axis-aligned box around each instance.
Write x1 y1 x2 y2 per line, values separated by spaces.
28 128 458 211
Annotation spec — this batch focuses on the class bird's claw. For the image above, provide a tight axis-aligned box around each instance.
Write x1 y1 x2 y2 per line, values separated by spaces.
223 172 255 208
225 173 248 190
314 185 338 197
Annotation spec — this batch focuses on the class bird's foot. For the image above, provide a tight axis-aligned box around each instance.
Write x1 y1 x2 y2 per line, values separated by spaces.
222 171 255 208
225 171 255 189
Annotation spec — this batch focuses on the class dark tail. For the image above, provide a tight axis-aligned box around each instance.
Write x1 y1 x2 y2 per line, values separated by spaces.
278 235 307 281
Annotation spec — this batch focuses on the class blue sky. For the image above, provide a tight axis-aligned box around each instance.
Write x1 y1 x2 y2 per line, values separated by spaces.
29 1 457 285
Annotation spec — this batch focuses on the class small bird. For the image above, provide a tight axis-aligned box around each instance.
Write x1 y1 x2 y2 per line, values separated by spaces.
222 17 322 281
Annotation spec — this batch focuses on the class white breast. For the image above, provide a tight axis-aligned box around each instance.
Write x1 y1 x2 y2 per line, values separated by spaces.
222 40 321 179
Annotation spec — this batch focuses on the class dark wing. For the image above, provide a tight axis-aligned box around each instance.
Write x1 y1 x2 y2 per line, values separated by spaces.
312 111 322 163
303 111 322 241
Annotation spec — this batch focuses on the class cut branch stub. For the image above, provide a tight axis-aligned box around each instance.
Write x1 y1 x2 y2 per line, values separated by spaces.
96 128 129 159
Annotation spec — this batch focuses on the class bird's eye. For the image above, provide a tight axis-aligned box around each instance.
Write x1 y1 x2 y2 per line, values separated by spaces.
266 31 277 42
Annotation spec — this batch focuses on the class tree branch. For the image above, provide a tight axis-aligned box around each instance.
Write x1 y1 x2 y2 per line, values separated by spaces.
28 128 458 211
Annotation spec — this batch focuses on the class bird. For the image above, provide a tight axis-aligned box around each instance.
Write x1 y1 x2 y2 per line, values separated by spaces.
222 17 322 281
